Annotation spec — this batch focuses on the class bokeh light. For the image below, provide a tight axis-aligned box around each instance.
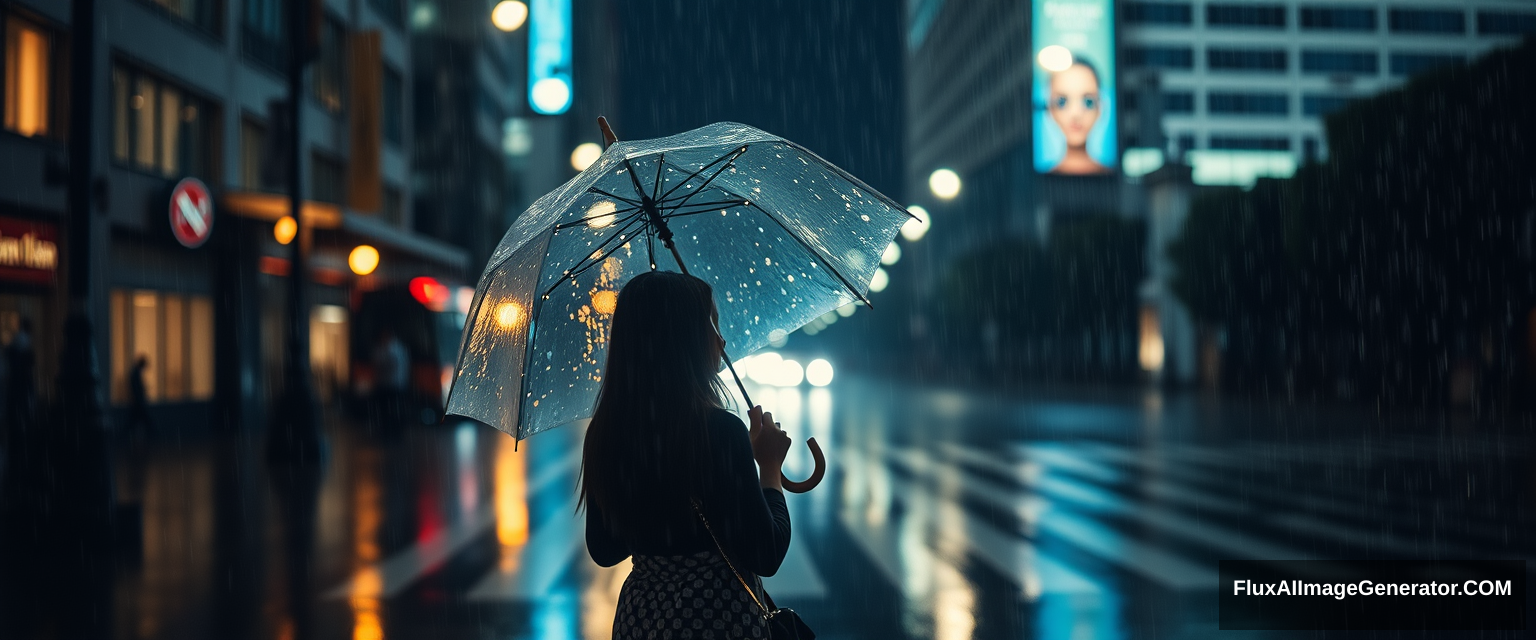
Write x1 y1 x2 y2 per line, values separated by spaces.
929 169 961 200
806 359 834 387
490 0 527 31
869 267 889 293
348 245 379 275
901 205 930 241
274 216 297 245
571 142 602 171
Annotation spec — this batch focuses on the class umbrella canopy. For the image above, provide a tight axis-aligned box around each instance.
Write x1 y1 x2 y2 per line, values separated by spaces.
446 121 912 441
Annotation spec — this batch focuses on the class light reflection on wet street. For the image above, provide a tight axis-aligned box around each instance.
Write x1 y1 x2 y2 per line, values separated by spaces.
17 375 1532 639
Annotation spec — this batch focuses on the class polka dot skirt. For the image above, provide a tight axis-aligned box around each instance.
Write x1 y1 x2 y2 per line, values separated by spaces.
613 551 770 639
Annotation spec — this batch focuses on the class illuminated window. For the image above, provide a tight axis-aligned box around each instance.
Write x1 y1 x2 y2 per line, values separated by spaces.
147 0 223 35
1478 12 1536 35
1389 52 1463 77
382 184 403 225
1389 8 1465 34
3 14 54 138
1209 135 1290 151
313 17 346 113
1163 92 1194 114
1208 92 1289 116
1303 94 1352 116
1207 48 1287 73
1125 46 1193 70
1300 7 1376 31
383 66 403 146
1301 50 1379 75
111 63 216 179
241 0 284 71
311 152 345 204
240 115 268 190
1125 2 1192 25
1207 4 1286 29
110 289 216 405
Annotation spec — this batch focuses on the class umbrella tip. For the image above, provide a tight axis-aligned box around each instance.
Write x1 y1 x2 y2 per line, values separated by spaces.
597 116 617 148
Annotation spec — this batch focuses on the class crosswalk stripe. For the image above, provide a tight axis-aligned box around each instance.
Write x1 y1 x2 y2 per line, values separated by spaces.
835 449 967 599
1061 442 1488 558
881 449 1100 598
467 495 584 601
325 446 583 599
891 447 1213 591
1006 450 1308 560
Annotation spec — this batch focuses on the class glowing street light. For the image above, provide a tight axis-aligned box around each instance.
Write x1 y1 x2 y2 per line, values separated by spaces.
881 241 901 265
348 245 379 275
901 205 930 241
929 168 961 200
570 142 602 171
491 0 527 31
531 77 572 115
274 215 297 245
806 359 834 387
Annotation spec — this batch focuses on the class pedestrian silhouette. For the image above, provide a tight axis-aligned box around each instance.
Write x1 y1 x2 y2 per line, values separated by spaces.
372 329 408 432
3 317 36 438
126 354 154 434
581 272 794 638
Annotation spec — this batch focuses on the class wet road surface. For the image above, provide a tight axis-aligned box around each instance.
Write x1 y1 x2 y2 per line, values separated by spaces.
10 375 1536 639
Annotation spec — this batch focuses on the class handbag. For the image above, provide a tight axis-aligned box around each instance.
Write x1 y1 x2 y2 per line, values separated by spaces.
691 499 816 640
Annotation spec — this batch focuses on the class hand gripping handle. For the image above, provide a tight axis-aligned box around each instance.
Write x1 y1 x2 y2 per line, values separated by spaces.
779 437 825 493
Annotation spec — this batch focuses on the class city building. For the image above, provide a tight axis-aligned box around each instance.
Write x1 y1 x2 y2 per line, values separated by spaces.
0 0 469 428
903 0 1536 383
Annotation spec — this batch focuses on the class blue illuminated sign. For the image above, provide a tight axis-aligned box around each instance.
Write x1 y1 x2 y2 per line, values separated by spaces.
528 0 572 115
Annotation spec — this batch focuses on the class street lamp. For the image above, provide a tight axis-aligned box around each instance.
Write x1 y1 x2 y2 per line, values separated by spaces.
274 215 297 245
570 142 601 171
929 168 961 200
490 0 527 31
349 245 380 276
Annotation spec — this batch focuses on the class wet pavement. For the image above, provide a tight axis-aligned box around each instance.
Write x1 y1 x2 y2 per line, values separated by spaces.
5 375 1535 639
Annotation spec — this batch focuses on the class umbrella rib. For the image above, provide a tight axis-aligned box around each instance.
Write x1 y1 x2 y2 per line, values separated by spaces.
586 187 642 207
539 214 648 300
655 146 748 204
553 204 642 230
662 148 750 211
658 202 751 222
646 224 656 270
651 152 666 202
621 157 649 202
740 199 874 309
660 199 747 213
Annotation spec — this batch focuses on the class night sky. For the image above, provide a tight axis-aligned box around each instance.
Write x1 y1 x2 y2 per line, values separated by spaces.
610 0 906 201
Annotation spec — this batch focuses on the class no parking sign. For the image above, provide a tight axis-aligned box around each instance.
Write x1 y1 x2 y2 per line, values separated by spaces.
168 177 214 248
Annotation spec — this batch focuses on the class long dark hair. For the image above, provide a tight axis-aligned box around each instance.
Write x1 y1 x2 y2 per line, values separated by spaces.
579 271 728 534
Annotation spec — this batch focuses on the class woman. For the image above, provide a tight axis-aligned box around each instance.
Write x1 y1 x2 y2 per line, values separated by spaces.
581 271 793 639
1047 58 1112 175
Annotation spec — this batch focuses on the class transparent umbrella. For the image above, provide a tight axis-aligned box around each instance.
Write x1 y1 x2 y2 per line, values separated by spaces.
446 119 912 490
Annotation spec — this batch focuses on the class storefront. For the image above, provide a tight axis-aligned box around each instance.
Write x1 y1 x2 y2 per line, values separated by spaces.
222 190 469 424
0 213 61 407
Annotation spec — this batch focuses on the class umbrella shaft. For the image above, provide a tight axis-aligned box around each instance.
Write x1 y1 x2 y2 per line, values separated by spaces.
723 355 752 407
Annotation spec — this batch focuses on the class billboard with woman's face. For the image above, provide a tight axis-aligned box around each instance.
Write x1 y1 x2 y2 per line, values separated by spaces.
1033 0 1117 175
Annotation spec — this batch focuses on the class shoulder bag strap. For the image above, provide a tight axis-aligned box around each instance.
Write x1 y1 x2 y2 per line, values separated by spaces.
690 498 775 620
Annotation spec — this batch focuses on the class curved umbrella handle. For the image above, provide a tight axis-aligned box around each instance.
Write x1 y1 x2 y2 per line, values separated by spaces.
780 437 825 494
